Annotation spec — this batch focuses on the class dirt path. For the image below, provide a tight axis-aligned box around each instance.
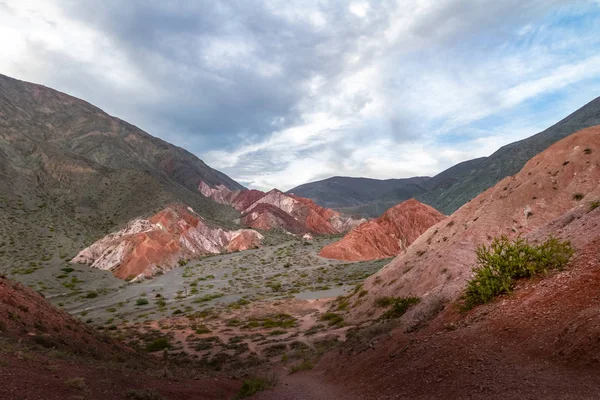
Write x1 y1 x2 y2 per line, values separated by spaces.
253 368 359 400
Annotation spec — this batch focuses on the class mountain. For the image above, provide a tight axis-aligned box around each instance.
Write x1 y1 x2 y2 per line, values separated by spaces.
72 204 263 280
319 199 445 261
418 97 600 214
200 181 366 236
0 74 242 285
348 124 600 322
286 176 430 209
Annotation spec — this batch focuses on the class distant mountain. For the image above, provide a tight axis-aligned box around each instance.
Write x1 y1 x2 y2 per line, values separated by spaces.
320 199 445 262
292 97 600 217
287 176 430 209
419 97 600 214
0 74 242 278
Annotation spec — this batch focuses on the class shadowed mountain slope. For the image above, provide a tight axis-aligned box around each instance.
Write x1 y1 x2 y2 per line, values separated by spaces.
287 176 430 209
0 74 241 285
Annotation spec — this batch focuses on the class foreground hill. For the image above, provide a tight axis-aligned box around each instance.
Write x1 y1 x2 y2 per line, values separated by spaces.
0 275 239 400
349 125 600 322
319 199 445 261
287 176 430 210
319 203 600 399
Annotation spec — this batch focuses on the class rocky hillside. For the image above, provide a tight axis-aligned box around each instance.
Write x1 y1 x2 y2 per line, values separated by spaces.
348 125 600 322
0 74 241 286
0 275 240 400
200 181 365 235
287 176 430 209
72 204 263 279
319 199 445 261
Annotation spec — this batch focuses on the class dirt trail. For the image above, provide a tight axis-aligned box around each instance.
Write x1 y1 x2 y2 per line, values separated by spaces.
253 369 359 400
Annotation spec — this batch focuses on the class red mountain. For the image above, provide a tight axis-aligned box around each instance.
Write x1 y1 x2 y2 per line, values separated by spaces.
319 199 445 261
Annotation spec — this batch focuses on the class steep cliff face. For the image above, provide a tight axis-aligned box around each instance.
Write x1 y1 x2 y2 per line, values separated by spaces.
72 204 263 280
320 199 445 261
349 125 600 322
199 182 366 235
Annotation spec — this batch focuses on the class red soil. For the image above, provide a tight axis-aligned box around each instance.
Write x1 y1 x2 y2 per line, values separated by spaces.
319 212 600 399
320 199 445 261
0 276 240 400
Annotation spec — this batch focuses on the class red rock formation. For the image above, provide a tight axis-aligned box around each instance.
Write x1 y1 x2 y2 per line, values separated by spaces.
349 125 600 322
72 204 263 279
320 199 445 261
240 203 308 234
199 182 365 235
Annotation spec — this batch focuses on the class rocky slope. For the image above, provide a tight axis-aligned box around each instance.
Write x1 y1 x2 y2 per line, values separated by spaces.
319 199 445 261
349 125 600 322
200 181 365 235
72 204 262 279
322 205 600 399
0 275 240 400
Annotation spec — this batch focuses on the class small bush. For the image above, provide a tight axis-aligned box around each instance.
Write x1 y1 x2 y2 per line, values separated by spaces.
573 193 584 201
584 147 592 154
319 312 344 327
590 200 600 211
233 374 278 399
380 297 420 320
290 359 314 374
145 338 170 352
462 236 573 310
136 298 149 306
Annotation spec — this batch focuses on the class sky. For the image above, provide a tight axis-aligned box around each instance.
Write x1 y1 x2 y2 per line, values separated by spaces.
1 1 600 191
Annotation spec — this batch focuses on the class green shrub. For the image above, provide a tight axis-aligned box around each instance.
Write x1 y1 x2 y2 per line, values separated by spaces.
380 297 420 319
462 236 573 310
136 298 149 306
233 374 278 399
145 338 170 352
573 193 584 201
290 359 314 374
590 200 600 211
319 312 344 326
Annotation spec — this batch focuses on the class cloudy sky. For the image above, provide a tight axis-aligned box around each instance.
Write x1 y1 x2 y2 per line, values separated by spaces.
1 1 600 190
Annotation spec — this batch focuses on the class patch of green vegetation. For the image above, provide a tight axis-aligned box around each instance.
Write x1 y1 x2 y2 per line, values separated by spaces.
136 298 149 306
590 200 600 212
462 236 574 311
192 293 224 303
380 297 420 320
319 312 344 327
145 337 170 352
233 374 278 399
290 359 314 374
573 193 585 201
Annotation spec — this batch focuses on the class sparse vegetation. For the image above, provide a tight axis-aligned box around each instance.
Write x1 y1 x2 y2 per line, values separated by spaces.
573 193 584 201
380 297 420 320
233 374 278 399
462 236 574 310
290 359 314 374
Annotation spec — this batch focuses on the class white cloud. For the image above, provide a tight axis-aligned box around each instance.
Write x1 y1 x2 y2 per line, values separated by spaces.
2 0 600 192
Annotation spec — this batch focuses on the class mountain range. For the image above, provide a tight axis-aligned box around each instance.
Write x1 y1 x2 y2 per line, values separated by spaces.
289 97 600 216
